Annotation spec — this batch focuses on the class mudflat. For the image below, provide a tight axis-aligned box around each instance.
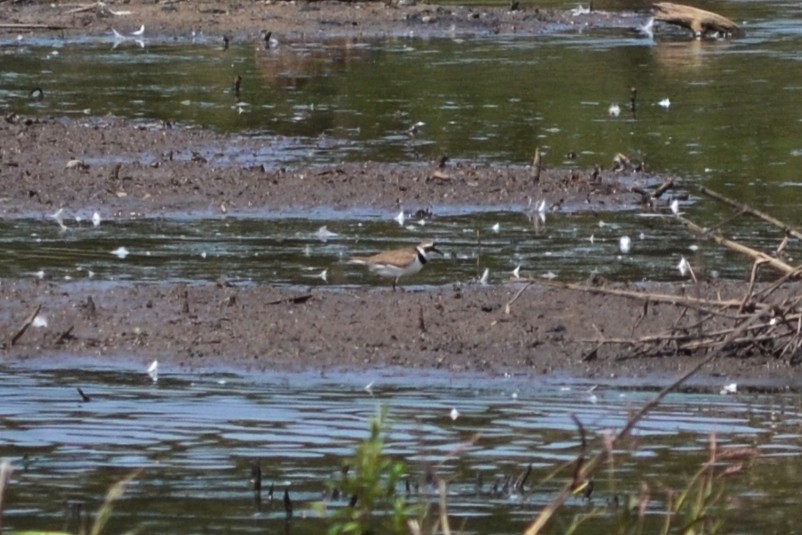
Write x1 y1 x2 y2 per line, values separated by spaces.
2 1 798 388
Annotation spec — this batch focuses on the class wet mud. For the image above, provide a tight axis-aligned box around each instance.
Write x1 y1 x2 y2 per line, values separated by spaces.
2 1 799 387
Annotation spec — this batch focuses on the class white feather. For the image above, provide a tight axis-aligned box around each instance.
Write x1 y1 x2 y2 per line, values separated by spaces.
147 360 159 383
619 236 631 254
478 268 490 285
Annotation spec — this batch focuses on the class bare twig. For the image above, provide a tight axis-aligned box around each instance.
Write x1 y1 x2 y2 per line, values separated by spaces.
63 2 132 16
653 2 742 36
701 186 802 241
679 216 798 277
504 281 534 314
0 23 70 30
652 177 675 199
267 294 313 305
631 300 649 335
533 279 759 312
11 304 42 347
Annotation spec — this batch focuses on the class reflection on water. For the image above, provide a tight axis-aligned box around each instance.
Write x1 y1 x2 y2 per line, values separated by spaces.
1 362 802 534
0 3 801 271
2 4 802 533
1 5 801 209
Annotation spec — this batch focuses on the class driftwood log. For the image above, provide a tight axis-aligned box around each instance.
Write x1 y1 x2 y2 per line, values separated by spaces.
653 2 742 37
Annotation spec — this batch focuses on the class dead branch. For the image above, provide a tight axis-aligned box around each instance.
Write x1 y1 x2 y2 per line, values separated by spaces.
701 186 802 242
504 281 534 314
267 294 313 305
0 23 70 30
653 2 742 37
584 318 782 348
63 2 132 17
536 268 799 361
10 304 42 347
520 180 801 366
631 177 675 208
679 216 799 277
534 279 763 312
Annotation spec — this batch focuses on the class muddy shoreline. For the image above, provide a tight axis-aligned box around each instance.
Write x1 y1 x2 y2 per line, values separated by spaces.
2 1 801 388
4 277 798 387
2 0 647 41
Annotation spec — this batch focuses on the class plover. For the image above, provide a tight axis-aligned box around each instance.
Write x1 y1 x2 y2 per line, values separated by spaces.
349 241 441 290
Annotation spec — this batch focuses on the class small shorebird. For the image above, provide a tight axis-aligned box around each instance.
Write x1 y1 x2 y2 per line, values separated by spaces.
349 241 441 290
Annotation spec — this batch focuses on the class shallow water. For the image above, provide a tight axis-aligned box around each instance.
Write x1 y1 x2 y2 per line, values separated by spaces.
1 3 801 202
3 8 802 531
1 1 802 285
0 210 766 286
2 361 802 534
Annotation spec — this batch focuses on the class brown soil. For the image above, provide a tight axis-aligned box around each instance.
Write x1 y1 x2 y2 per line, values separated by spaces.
3 0 643 41
2 1 799 388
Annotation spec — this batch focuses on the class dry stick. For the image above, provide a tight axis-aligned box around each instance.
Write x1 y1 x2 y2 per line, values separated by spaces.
679 216 799 277
703 207 747 234
532 279 761 312
777 289 802 313
613 325 793 357
62 2 120 13
701 186 802 241
780 316 802 358
652 177 675 198
753 265 802 301
780 339 800 360
504 281 534 314
266 294 313 306
584 315 785 346
631 178 674 204
63 2 132 16
670 305 691 330
768 313 802 358
560 276 802 360
743 331 777 357
741 259 768 312
522 311 765 535
10 304 42 347
683 334 778 352
653 1 742 35
630 300 649 336
0 23 70 30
